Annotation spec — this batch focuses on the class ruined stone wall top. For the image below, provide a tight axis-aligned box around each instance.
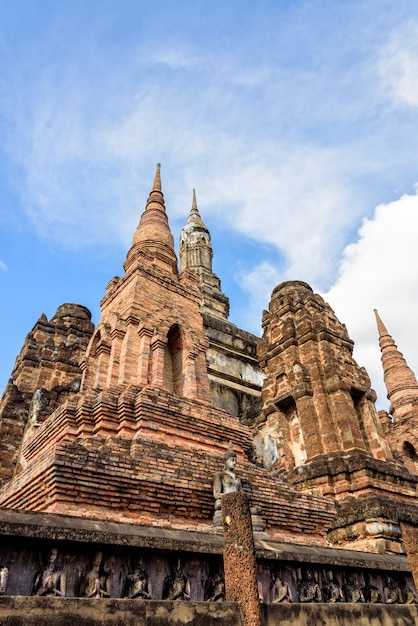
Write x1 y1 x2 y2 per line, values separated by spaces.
0 304 94 483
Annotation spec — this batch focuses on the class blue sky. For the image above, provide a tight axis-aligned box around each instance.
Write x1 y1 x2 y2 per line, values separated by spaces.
1 0 418 410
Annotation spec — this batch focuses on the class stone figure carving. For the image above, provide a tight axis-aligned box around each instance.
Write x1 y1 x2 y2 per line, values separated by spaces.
29 389 46 424
258 581 265 603
162 559 191 601
383 575 403 604
270 573 292 603
0 567 8 596
79 551 111 599
402 580 417 604
343 573 365 603
16 389 47 473
213 443 243 528
31 547 66 597
252 427 283 470
298 570 322 603
323 570 344 603
204 572 225 602
213 443 242 508
213 442 265 531
122 558 152 599
362 574 381 603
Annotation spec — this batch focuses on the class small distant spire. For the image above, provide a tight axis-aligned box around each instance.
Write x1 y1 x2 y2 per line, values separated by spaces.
374 309 388 340
145 163 165 211
153 163 161 192
191 189 198 214
374 309 418 419
374 308 396 354
186 189 207 230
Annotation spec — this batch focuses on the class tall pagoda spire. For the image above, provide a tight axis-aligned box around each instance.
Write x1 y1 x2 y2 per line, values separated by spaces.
125 163 178 275
374 309 418 418
179 189 212 272
179 190 229 319
189 189 208 231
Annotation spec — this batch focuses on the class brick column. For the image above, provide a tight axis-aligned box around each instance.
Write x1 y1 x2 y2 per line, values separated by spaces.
294 392 324 458
222 492 261 626
325 376 366 452
400 522 418 591
184 351 198 398
107 328 125 386
118 315 139 385
150 337 166 388
94 343 111 388
137 326 153 386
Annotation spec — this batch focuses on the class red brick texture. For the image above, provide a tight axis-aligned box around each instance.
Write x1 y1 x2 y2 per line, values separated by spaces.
258 282 391 470
375 310 418 474
400 522 418 591
0 386 336 543
0 304 94 483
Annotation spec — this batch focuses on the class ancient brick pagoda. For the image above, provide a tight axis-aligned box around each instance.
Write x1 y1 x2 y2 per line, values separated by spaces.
1 164 418 624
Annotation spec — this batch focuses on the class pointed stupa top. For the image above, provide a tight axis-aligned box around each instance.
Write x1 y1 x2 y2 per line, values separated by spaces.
179 189 212 273
182 189 211 239
374 309 418 415
179 190 229 318
125 164 178 275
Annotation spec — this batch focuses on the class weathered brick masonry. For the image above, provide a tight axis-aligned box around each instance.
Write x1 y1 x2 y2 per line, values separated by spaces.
1 164 418 622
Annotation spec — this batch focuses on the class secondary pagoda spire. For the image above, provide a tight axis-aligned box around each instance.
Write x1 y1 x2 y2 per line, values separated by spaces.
125 163 178 275
374 309 418 418
179 189 212 272
179 189 229 319
189 189 208 230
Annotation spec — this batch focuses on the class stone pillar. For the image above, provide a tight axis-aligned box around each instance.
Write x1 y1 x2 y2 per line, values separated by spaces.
222 492 261 626
400 521 418 591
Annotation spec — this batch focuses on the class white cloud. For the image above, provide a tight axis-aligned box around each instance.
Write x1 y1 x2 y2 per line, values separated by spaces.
0 260 6 272
2 7 418 320
202 145 363 288
1 53 369 287
378 22 418 107
146 49 201 71
325 189 418 410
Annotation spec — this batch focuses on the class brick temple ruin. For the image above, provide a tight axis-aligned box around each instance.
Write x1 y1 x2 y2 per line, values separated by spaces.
1 164 418 625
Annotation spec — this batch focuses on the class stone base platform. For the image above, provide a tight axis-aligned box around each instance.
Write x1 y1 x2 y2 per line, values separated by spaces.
1 597 418 626
0 597 241 626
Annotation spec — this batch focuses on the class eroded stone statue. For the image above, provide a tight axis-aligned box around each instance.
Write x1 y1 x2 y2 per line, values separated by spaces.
162 559 191 601
270 573 292 603
343 573 365 603
204 572 225 602
383 575 403 604
362 573 381 603
213 443 242 509
298 569 322 603
79 551 111 599
123 558 152 599
213 442 265 531
323 571 343 603
402 581 418 604
0 566 8 596
213 443 242 528
31 547 65 597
